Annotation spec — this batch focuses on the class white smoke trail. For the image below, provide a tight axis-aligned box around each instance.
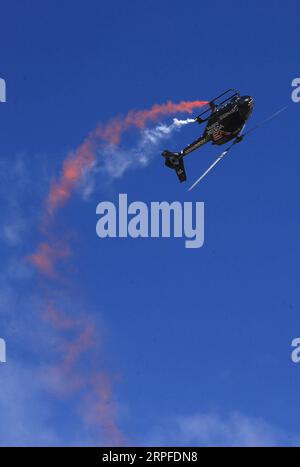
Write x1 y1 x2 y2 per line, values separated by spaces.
81 117 195 198
173 117 196 126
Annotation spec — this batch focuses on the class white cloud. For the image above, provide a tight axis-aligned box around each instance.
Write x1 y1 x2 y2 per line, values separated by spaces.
146 411 299 447
0 361 58 446
0 261 112 446
1 219 27 246
0 153 50 246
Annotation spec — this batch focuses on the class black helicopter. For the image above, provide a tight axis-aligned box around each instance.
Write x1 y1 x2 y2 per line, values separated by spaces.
162 89 254 184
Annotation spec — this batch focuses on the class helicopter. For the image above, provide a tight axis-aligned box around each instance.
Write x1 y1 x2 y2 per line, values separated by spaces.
162 89 288 190
162 89 254 185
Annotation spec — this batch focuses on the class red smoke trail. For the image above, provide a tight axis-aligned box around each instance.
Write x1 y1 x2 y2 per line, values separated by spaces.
29 99 207 444
45 100 207 218
43 301 75 330
42 298 125 444
95 100 208 145
46 137 96 217
28 240 71 278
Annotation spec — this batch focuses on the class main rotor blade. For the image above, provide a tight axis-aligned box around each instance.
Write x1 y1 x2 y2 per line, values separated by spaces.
187 104 289 191
188 143 236 191
244 106 288 137
188 105 288 191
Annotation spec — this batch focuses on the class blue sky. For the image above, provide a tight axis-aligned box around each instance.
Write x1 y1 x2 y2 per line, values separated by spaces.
0 0 300 446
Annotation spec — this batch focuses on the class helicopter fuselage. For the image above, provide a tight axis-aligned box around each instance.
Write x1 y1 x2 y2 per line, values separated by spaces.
205 96 254 145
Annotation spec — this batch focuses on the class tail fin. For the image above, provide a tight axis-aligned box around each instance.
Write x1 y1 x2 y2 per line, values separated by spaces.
162 151 187 183
174 158 187 182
